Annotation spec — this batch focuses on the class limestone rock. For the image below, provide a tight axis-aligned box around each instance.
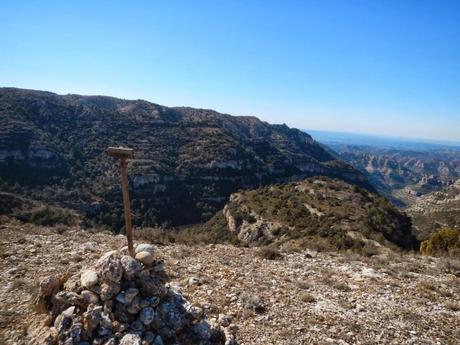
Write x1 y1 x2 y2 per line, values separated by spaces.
80 270 99 288
81 270 98 288
100 282 121 301
135 251 154 266
139 307 155 325
135 243 154 255
95 251 123 283
120 333 142 345
121 255 143 279
81 290 99 305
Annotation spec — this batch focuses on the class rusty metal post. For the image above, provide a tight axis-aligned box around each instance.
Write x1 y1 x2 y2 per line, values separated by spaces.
108 147 135 257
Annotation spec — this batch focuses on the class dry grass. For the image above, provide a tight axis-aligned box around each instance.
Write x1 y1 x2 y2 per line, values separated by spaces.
300 292 316 303
333 281 351 292
445 302 460 312
256 246 283 260
296 279 312 290
239 293 265 313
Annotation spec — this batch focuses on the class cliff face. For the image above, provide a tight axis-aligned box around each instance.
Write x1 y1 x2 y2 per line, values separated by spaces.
0 87 369 227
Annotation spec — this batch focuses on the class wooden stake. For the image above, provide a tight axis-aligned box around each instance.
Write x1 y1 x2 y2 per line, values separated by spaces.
108 147 135 257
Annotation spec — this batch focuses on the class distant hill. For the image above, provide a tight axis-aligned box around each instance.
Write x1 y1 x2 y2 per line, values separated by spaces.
0 87 370 229
203 177 418 252
319 144 460 206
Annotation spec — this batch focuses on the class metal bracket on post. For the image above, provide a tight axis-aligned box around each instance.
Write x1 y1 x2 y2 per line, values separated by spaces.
108 146 135 257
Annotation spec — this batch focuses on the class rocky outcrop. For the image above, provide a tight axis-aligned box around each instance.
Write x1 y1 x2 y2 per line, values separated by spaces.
34 244 235 345
216 177 419 250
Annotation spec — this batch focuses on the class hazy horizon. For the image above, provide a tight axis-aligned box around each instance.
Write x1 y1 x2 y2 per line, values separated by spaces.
1 1 459 141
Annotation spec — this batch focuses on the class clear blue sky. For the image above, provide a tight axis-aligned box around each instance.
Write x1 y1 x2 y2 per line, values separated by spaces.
1 1 459 141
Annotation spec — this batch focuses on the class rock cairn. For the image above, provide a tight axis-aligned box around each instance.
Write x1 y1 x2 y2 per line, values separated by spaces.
36 244 235 345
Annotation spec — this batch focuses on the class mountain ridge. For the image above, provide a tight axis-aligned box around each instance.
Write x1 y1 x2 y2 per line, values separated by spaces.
0 87 370 229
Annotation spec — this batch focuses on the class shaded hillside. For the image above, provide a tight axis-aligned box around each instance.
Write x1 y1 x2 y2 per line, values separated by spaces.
0 88 369 228
205 177 418 252
407 179 460 241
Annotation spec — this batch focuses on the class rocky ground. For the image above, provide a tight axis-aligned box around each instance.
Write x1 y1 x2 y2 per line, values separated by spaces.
1 221 459 345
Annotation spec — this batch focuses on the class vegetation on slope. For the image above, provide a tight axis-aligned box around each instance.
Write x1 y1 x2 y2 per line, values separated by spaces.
0 192 77 226
206 177 419 253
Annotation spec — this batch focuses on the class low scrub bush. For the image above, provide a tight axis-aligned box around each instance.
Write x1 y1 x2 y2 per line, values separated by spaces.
256 245 283 260
239 293 265 313
420 227 460 257
14 206 76 226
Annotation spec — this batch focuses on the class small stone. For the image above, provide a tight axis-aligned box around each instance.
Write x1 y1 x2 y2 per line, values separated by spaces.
98 326 113 337
83 305 103 331
120 333 142 345
54 306 75 334
154 335 164 345
127 296 141 315
139 307 155 325
103 338 116 345
135 251 154 266
143 331 155 344
100 282 121 301
137 276 163 296
125 288 139 303
116 292 127 304
81 270 98 288
130 320 144 332
140 298 150 308
188 277 201 286
218 313 231 327
100 312 113 329
63 305 75 317
135 244 154 255
121 255 143 280
81 290 99 305
96 251 123 283
148 296 160 307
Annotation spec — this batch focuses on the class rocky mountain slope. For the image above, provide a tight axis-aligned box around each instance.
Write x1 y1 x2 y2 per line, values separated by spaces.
1 222 459 344
207 177 418 252
407 179 460 241
0 87 369 228
328 144 460 206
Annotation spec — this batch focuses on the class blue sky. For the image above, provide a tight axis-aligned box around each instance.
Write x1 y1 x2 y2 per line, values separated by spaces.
1 1 459 141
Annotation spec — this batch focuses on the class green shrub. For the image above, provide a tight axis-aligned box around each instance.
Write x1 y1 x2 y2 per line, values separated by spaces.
420 227 460 257
14 206 75 226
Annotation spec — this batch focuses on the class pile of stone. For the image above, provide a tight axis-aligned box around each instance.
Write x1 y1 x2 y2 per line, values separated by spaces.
36 244 235 345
